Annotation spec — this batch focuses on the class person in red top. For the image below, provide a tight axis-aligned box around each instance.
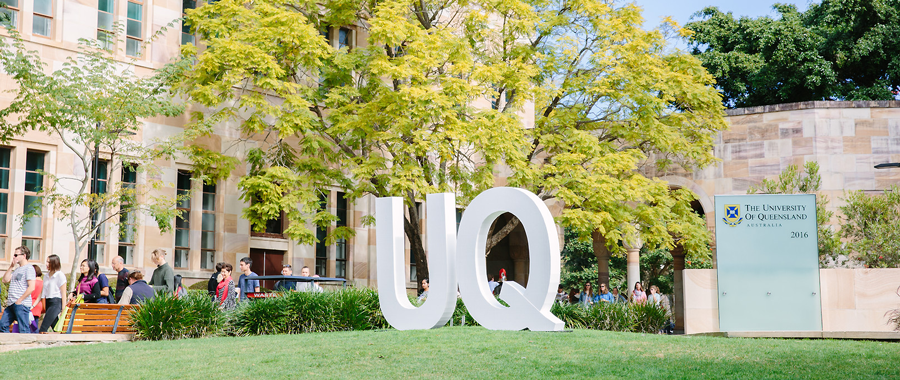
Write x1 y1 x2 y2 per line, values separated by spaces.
216 263 237 311
30 265 43 331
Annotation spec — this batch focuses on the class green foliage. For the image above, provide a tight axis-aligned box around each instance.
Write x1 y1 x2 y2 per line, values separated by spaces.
747 161 843 267
229 288 388 335
188 280 209 291
550 302 669 334
447 297 478 327
178 0 724 287
0 28 188 292
130 292 224 341
687 1 900 107
839 186 900 268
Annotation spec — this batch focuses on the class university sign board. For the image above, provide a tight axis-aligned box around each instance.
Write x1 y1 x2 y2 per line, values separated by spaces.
714 194 822 331
375 188 565 331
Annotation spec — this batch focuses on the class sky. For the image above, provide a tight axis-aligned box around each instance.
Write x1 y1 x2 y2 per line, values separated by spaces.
632 0 812 50
634 0 812 29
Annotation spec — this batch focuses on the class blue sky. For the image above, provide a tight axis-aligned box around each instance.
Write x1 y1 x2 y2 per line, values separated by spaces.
631 0 812 49
634 0 811 28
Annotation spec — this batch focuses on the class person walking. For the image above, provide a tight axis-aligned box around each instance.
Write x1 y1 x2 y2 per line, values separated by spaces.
216 263 237 311
27 265 43 332
112 256 130 303
149 249 175 293
75 260 104 303
39 255 66 333
208 262 223 297
237 257 259 301
0 246 37 333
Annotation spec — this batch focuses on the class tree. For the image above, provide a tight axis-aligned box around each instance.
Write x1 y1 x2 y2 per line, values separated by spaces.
747 161 843 267
686 1 900 108
0 30 198 291
489 1 725 273
179 0 723 288
179 0 526 286
839 186 900 268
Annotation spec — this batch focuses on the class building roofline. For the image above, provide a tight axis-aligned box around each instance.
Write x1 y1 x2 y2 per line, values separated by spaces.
725 100 900 116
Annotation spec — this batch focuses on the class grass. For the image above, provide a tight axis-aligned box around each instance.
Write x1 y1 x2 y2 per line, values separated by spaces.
0 328 896 379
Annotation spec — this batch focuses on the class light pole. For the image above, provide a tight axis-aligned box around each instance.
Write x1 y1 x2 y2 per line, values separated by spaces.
89 122 101 261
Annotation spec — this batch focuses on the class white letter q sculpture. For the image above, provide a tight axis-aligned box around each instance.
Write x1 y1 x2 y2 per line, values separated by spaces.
375 187 565 331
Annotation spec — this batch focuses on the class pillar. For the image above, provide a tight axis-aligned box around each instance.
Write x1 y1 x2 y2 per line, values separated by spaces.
509 225 530 286
625 236 642 294
671 244 685 334
592 231 610 288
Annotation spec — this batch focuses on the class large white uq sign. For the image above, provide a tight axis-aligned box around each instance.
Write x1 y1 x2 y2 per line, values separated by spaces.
376 187 565 331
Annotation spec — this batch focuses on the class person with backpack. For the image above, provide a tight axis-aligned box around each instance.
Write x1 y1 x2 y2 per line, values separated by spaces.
173 274 188 298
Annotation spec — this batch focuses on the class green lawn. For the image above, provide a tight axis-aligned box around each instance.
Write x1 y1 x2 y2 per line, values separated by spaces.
1 328 896 379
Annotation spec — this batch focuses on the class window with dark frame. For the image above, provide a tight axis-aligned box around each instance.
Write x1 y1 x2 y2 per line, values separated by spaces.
22 151 45 259
335 192 347 279
315 193 327 276
200 182 215 270
125 0 144 57
90 160 109 263
181 0 195 45
410 201 421 282
174 171 191 269
338 27 352 50
32 0 53 37
96 0 114 50
0 148 10 260
117 164 137 264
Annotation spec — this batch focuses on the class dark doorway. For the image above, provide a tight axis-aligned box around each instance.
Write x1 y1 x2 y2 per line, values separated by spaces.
249 249 285 290
486 213 529 286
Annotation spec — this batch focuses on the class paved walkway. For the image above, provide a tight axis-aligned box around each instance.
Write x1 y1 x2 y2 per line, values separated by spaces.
689 331 900 340
0 333 132 353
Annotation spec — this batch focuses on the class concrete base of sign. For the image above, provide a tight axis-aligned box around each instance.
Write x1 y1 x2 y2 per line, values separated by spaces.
687 331 900 340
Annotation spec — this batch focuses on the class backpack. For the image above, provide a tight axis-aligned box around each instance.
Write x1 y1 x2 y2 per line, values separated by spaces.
174 274 188 298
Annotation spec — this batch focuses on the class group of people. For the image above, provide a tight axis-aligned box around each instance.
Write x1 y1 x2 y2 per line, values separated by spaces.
0 246 179 333
558 281 671 310
0 246 326 334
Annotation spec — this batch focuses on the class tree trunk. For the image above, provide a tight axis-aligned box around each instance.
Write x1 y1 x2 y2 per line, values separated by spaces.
485 215 520 256
403 203 429 290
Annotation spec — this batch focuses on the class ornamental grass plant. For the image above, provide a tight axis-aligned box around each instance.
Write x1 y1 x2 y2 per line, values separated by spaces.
130 287 669 340
130 291 223 340
229 287 388 335
551 301 669 333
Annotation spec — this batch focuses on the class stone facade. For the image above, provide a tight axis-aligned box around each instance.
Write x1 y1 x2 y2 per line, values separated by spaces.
665 101 900 243
0 0 399 289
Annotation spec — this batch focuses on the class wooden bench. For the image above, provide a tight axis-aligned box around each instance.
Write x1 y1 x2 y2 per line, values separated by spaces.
62 304 137 334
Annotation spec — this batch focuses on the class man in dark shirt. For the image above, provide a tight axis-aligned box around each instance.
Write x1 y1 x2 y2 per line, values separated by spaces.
112 256 129 303
208 262 223 297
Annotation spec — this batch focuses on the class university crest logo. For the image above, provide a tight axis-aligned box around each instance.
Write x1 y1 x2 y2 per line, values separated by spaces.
723 204 742 227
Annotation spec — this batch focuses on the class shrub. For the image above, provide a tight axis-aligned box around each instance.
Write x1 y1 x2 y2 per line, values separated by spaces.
189 280 210 291
229 288 388 335
130 291 223 340
550 302 668 333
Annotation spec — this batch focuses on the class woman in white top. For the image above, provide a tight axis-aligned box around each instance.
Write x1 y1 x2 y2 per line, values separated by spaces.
39 255 67 332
